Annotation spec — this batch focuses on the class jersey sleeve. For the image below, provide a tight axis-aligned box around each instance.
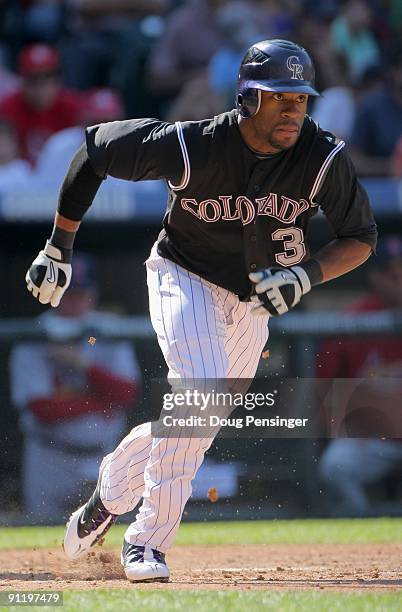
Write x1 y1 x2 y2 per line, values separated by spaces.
314 148 378 252
85 118 184 184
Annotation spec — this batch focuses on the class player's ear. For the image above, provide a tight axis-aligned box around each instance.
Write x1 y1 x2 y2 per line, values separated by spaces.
237 89 260 118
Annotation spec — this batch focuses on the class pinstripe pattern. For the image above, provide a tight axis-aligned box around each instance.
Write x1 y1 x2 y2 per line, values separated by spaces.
163 258 185 375
99 245 269 551
200 281 227 376
100 423 152 514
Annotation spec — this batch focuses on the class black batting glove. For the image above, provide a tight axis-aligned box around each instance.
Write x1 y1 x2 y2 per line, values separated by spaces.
249 265 312 316
26 241 72 307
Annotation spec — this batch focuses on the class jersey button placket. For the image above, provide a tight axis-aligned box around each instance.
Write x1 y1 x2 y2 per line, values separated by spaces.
246 174 263 274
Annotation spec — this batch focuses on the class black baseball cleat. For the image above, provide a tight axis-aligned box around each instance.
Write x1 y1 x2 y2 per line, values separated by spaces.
63 466 117 559
121 539 170 582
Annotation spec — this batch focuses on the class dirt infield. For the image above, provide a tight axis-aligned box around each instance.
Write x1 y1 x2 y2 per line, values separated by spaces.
0 544 401 592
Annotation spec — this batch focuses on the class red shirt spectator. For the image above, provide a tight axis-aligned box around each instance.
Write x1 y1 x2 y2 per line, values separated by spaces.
0 44 81 166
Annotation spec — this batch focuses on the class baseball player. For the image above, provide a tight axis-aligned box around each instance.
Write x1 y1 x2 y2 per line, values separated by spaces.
25 40 377 582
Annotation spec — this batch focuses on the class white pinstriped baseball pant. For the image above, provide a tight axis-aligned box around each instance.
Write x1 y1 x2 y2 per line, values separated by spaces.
99 244 270 552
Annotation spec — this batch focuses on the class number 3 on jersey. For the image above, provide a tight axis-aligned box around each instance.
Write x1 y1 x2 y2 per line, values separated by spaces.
271 227 306 266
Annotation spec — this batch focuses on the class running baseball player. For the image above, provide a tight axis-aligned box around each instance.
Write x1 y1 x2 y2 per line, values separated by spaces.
25 40 377 582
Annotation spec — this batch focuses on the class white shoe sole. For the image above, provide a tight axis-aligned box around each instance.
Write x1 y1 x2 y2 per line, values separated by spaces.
63 503 113 560
124 561 170 582
120 550 170 582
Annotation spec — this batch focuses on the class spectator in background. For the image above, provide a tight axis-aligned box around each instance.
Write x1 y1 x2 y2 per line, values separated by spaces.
146 0 229 104
0 44 81 166
389 0 402 39
60 0 169 91
349 46 402 175
9 254 141 523
299 0 338 21
165 72 225 122
0 119 31 191
295 14 344 94
391 133 402 177
312 83 356 141
312 64 382 142
330 0 380 83
22 0 66 44
317 236 402 516
0 61 20 103
0 1 24 64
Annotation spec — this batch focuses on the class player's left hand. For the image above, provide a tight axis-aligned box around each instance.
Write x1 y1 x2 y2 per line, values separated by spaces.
249 266 312 316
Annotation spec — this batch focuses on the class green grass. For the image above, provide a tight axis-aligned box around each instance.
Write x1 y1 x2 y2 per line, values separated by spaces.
0 521 400 611
0 518 400 550
2 590 402 612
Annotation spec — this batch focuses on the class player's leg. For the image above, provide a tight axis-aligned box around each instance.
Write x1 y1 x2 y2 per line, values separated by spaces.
64 248 269 572
121 252 231 580
98 422 152 513
64 245 216 561
64 248 230 569
63 420 154 559
72 261 269 573
102 248 232 514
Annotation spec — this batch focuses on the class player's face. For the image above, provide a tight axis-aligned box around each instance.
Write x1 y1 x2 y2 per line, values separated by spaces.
23 72 60 110
253 91 308 152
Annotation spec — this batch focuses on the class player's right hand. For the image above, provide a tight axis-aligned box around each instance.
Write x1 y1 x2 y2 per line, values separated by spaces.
249 265 311 316
25 241 72 307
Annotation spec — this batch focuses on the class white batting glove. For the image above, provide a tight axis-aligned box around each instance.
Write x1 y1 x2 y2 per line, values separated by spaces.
26 241 72 307
249 266 312 316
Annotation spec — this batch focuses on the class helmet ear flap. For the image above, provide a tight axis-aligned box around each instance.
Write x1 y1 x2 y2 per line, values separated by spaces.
237 89 261 118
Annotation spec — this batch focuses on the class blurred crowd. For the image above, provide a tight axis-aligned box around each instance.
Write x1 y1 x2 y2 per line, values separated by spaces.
0 0 402 186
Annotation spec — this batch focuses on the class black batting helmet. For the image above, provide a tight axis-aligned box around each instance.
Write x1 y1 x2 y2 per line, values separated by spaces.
237 39 320 118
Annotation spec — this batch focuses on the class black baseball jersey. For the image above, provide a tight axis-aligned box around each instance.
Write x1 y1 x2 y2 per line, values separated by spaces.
85 109 377 300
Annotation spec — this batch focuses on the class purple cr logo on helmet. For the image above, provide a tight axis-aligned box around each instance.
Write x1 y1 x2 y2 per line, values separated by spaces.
237 39 320 118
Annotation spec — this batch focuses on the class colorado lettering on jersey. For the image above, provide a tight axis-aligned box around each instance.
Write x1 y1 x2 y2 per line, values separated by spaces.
180 194 311 225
